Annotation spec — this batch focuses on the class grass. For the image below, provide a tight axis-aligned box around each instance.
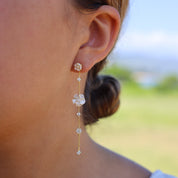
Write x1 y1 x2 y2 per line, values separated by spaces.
86 83 178 176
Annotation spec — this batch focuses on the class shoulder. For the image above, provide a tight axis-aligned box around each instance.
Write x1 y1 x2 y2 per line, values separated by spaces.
92 142 177 178
108 151 151 178
95 143 151 178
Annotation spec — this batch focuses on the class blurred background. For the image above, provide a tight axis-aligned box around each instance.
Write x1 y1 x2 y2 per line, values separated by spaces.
86 0 178 176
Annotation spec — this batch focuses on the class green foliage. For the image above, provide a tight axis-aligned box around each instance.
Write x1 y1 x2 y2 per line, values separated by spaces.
156 75 178 91
100 63 178 94
100 64 133 82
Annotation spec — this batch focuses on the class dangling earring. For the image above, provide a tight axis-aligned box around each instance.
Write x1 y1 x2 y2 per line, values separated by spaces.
72 63 86 155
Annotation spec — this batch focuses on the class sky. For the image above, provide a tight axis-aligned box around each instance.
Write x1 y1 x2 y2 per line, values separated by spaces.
110 0 178 70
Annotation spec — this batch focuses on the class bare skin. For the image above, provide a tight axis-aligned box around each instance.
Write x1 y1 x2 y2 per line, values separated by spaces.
0 0 152 177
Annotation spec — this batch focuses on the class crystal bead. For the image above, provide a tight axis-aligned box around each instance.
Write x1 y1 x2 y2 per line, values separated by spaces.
77 77 81 82
76 128 82 134
72 94 86 107
74 63 82 72
77 112 81 117
76 150 81 155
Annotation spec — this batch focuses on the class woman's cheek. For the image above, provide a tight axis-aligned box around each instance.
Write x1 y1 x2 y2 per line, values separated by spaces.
0 1 69 123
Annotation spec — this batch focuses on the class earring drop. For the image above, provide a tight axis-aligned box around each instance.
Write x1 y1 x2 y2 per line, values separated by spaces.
72 63 86 155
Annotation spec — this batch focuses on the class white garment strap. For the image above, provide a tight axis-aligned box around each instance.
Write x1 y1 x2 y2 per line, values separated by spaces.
150 170 177 178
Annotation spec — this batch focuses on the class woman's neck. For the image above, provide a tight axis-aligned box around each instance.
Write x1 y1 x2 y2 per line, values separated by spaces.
0 110 152 178
0 92 99 178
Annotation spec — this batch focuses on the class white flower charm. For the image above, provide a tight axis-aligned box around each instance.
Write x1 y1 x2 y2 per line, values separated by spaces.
72 94 86 107
74 63 82 71
76 150 81 155
76 112 81 117
76 128 82 134
77 77 81 82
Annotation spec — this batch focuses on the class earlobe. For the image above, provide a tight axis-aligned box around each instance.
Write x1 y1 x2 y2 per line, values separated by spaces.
71 5 121 73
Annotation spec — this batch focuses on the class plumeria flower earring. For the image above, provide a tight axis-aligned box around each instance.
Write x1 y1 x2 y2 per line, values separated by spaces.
72 63 86 155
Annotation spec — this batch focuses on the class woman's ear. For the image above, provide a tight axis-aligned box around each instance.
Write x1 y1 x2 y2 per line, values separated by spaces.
71 5 121 73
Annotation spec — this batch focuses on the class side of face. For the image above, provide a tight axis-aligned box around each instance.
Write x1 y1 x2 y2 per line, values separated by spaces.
0 0 121 135
0 0 79 131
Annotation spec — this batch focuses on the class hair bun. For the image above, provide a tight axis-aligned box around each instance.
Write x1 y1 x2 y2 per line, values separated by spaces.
83 74 121 125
